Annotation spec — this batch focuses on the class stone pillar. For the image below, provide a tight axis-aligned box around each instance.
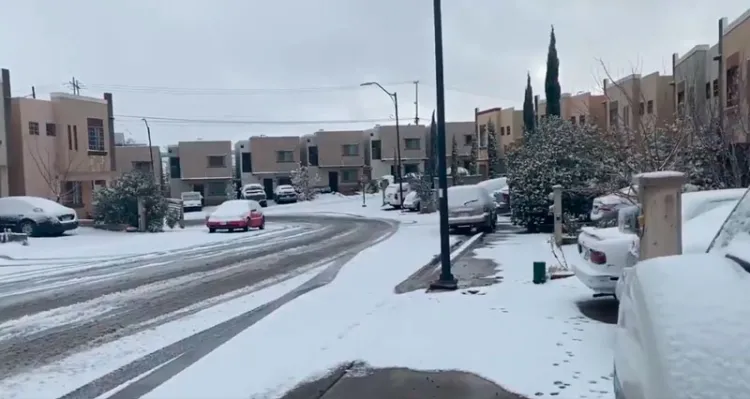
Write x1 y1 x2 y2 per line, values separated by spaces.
552 185 563 246
636 171 686 260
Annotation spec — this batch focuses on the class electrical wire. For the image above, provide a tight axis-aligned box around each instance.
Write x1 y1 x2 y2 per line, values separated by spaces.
115 114 396 126
80 81 415 96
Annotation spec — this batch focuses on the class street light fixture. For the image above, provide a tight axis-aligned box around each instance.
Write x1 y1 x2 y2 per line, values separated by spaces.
429 0 458 291
361 81 405 206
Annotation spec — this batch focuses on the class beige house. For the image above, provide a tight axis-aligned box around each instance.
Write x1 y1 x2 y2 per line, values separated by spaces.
444 121 476 170
247 135 302 197
475 107 523 176
114 144 163 182
167 140 232 205
6 91 116 218
371 124 427 177
722 11 750 142
304 129 367 193
564 92 607 131
604 72 675 132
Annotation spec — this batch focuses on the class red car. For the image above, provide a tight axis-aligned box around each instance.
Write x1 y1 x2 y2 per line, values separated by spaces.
205 200 266 233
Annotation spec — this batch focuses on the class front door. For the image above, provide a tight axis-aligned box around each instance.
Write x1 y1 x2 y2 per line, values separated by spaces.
328 171 339 193
263 178 274 199
192 184 205 205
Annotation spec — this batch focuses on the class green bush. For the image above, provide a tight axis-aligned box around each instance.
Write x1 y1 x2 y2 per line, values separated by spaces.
93 171 168 232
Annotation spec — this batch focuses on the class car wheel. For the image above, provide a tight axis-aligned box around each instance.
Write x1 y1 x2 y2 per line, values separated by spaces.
259 217 265 230
208 228 216 233
416 202 421 212
243 221 250 232
260 201 268 208
18 220 36 236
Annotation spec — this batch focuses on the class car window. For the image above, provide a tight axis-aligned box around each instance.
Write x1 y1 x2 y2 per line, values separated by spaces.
448 187 481 207
708 187 750 257
0 198 30 213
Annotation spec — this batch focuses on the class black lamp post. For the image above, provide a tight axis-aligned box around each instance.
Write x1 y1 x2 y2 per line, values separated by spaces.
361 81 404 206
429 0 457 291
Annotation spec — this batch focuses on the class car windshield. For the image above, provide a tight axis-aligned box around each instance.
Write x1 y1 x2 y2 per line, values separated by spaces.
244 185 262 191
448 187 482 207
707 186 750 260
277 185 294 191
213 200 248 216
182 193 201 200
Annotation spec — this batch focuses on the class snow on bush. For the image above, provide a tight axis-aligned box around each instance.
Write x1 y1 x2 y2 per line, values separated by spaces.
291 162 321 200
487 120 501 178
93 171 168 232
408 174 436 213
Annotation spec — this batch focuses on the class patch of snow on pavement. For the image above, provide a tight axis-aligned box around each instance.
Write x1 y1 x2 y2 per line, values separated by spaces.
143 229 615 399
0 264 329 399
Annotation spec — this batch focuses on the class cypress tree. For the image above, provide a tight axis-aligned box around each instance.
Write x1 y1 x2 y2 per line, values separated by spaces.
523 73 535 133
545 26 561 117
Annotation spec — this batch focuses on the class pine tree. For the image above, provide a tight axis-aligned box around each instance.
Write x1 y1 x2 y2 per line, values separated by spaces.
450 135 460 185
291 162 321 200
427 111 438 186
487 121 500 178
523 73 536 133
545 26 562 117
468 132 479 175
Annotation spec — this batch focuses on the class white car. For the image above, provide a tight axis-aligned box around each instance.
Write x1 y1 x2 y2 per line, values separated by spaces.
384 182 410 209
242 184 268 207
589 185 638 223
402 191 420 211
574 188 746 297
274 184 298 204
614 186 750 399
181 191 203 212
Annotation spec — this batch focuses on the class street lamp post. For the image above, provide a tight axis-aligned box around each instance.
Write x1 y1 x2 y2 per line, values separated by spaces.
361 82 404 206
429 0 457 291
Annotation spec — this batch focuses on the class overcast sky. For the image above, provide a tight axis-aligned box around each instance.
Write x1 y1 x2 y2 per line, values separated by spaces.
2 0 748 146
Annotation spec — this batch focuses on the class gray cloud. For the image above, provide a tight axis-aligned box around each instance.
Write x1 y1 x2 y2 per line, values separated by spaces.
2 0 747 145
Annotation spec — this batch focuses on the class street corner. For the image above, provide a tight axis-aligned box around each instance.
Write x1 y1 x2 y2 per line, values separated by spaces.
277 361 531 399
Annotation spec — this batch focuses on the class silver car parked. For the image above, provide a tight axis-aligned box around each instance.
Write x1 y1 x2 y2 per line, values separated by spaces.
447 185 497 233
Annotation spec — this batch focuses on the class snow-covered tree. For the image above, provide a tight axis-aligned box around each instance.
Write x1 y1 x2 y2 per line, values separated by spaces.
487 120 500 178
468 133 478 175
93 170 168 232
408 174 436 213
291 162 321 201
450 135 461 185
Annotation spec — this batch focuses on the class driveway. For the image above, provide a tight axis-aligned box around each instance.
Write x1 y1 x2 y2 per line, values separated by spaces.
0 215 397 396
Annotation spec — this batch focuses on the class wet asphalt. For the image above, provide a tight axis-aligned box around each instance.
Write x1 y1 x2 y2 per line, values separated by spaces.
0 215 397 398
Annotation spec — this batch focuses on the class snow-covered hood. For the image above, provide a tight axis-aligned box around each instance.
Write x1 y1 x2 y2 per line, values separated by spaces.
631 252 750 398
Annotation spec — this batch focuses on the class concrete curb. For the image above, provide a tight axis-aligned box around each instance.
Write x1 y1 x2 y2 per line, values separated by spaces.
394 232 485 293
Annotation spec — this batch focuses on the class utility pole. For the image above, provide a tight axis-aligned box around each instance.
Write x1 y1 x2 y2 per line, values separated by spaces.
414 80 420 125
141 118 157 186
66 77 83 95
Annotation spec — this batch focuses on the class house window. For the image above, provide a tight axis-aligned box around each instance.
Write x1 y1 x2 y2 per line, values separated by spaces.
87 118 105 152
241 153 252 172
463 134 473 146
500 126 506 135
479 125 488 147
92 180 107 190
341 144 359 156
609 108 618 126
67 125 73 150
132 161 152 173
404 164 419 174
506 126 511 136
623 105 630 127
207 155 226 168
677 90 685 105
404 138 420 150
341 169 359 183
727 66 739 107
638 102 645 116
705 82 712 99
371 140 382 160
276 150 294 163
169 157 181 178
207 182 227 196
73 125 78 150
307 146 319 166
579 115 586 125
713 79 719 97
646 100 654 114
570 117 576 124
28 121 40 135
46 123 56 136
62 181 83 207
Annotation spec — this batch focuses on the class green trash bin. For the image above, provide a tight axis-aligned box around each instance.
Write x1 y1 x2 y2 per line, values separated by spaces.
533 261 547 284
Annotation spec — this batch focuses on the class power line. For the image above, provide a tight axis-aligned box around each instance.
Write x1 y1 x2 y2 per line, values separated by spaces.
80 81 415 96
115 114 396 126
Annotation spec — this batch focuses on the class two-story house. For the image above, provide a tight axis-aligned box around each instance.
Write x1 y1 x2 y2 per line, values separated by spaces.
248 135 302 198
167 140 232 205
6 92 117 218
304 129 368 193
369 124 427 179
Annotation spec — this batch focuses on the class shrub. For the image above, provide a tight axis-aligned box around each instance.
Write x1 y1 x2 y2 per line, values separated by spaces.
93 171 168 232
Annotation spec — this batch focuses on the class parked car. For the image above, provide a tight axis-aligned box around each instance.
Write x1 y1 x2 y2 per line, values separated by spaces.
384 182 411 209
478 177 508 212
181 191 203 212
403 191 420 212
589 185 638 223
574 188 747 297
613 186 750 399
0 196 79 237
241 184 268 207
205 199 265 233
447 185 497 233
274 184 298 204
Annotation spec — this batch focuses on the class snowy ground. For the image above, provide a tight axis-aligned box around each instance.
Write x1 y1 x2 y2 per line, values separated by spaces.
0 194 615 399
